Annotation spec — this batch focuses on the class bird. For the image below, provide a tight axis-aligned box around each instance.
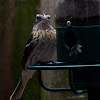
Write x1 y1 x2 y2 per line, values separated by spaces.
9 13 57 100
64 31 82 56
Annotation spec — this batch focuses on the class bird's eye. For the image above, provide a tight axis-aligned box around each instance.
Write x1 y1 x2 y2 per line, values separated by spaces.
36 16 41 21
47 16 50 20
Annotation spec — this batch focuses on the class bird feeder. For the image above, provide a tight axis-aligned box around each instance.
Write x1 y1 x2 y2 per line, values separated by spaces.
27 0 100 99
56 0 100 99
56 0 100 89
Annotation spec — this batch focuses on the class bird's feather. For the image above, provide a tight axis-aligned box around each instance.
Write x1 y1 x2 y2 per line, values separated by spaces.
21 30 39 69
9 70 36 100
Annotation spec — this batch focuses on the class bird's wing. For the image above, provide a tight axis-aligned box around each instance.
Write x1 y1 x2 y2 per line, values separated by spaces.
21 30 39 69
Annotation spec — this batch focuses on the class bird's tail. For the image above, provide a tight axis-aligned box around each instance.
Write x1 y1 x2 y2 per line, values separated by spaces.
9 70 37 100
9 78 24 100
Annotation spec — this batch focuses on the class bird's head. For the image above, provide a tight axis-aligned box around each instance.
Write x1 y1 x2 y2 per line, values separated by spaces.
35 13 50 24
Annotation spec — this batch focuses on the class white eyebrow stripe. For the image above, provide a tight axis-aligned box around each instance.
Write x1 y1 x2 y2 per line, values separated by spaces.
36 14 51 19
36 14 43 17
47 15 50 17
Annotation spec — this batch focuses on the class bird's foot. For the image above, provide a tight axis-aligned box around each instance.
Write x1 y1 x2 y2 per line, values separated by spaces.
47 61 57 65
36 61 57 65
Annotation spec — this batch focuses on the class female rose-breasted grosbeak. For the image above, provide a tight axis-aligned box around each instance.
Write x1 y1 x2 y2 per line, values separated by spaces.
10 14 56 100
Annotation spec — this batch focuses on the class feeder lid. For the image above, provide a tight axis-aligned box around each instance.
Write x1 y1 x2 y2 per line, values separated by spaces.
55 0 100 27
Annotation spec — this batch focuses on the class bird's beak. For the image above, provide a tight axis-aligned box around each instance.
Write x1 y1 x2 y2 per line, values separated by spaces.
42 18 47 20
42 17 49 24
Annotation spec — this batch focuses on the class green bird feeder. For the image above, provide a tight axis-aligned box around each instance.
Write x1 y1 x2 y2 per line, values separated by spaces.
56 0 100 99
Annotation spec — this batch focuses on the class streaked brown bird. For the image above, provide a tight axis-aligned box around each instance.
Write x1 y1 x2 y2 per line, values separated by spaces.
10 13 56 100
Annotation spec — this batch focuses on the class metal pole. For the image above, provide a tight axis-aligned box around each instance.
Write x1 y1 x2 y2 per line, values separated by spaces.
88 88 100 100
88 69 100 100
